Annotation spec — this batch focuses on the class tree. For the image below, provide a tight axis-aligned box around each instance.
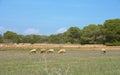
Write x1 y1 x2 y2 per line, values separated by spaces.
65 27 81 43
3 31 19 43
22 35 49 44
49 34 60 44
38 35 49 43
104 19 120 43
0 34 3 43
16 35 24 43
81 24 98 44
57 33 66 44
95 24 106 44
22 35 35 44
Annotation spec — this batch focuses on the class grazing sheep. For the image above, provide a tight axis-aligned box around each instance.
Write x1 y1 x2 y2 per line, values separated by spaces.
101 48 106 54
29 49 36 54
58 49 66 54
40 48 46 53
47 49 54 53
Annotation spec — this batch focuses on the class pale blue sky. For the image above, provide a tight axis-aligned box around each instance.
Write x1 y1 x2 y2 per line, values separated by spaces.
0 0 120 35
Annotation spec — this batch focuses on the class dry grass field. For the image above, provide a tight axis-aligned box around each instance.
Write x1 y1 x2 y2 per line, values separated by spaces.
0 43 120 50
0 44 120 75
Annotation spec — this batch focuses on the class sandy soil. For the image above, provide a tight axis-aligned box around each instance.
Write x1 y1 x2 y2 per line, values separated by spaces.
0 43 120 50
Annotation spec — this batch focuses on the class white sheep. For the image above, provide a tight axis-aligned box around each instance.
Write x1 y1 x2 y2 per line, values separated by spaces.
40 48 46 53
101 48 106 54
47 49 54 53
58 49 66 54
29 49 36 54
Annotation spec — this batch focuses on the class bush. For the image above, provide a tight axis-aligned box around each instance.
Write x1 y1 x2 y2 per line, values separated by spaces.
105 42 120 46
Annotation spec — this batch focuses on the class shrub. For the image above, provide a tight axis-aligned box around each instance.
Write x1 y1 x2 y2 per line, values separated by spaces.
105 42 120 46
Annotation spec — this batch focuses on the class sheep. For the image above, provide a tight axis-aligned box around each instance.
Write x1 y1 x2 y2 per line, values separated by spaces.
29 49 36 54
40 48 46 53
58 49 66 54
101 48 106 54
47 49 54 53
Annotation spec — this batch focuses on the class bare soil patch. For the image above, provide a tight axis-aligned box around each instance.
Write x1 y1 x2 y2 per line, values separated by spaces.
0 43 120 50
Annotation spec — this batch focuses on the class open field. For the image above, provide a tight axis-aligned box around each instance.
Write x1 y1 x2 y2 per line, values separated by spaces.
0 50 120 75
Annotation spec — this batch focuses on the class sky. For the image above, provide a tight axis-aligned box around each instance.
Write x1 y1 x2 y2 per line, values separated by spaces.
0 0 120 35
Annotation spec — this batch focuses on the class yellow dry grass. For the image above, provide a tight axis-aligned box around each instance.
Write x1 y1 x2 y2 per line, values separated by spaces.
0 43 120 50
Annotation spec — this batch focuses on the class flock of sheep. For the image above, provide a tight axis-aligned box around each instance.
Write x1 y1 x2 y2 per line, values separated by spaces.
29 48 66 54
29 48 107 54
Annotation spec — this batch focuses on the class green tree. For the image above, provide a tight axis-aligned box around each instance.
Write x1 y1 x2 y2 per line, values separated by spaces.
65 27 81 43
0 34 3 43
81 24 98 44
57 33 66 44
22 35 48 44
22 35 35 44
95 24 106 44
104 19 120 43
48 33 66 44
49 34 60 44
3 31 19 43
30 35 40 43
39 35 49 43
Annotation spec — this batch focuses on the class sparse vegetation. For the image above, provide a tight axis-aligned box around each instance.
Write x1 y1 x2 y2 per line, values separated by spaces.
0 50 120 75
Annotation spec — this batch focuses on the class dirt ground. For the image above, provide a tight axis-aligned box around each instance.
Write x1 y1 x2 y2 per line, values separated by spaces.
0 43 120 50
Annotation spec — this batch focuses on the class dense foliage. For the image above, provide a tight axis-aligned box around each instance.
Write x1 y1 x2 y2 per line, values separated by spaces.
104 19 120 45
0 18 120 45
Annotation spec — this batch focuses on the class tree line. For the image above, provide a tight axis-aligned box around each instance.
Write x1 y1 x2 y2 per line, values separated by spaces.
0 18 120 46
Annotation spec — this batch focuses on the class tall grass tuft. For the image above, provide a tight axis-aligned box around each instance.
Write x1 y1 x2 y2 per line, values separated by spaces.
41 53 72 75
